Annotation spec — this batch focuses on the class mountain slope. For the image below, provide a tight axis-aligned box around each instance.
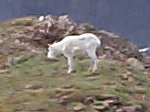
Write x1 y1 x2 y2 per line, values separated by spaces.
0 16 149 112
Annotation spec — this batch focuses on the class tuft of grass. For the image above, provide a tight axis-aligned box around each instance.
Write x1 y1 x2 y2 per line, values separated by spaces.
0 16 33 31
10 17 33 26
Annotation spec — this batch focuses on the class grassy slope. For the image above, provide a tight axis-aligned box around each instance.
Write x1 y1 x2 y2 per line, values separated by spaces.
0 54 149 112
0 18 150 111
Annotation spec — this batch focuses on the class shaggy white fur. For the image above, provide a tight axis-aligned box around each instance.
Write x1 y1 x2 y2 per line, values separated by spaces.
47 33 101 74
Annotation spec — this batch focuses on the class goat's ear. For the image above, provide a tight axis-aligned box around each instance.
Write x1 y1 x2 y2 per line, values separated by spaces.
53 41 57 44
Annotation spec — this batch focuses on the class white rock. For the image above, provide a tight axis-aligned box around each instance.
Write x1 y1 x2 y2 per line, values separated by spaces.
73 103 85 111
38 16 44 22
127 58 144 70
0 39 3 44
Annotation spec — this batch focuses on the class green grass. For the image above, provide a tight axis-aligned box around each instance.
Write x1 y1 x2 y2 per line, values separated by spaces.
0 54 150 112
0 17 33 31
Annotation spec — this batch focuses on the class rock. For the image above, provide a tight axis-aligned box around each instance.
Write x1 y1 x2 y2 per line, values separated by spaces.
123 105 142 112
24 84 33 89
85 96 94 104
38 16 44 21
62 84 74 89
6 55 17 66
92 105 108 111
0 39 3 44
24 84 42 90
99 30 119 38
14 39 20 44
61 95 71 100
36 108 48 112
95 95 119 101
58 98 67 105
127 58 144 70
143 56 150 68
73 103 85 111
119 71 135 82
19 110 29 112
0 69 9 74
143 71 150 76
86 76 98 81
91 95 121 111
0 15 143 68
120 73 134 82
58 94 72 105
100 31 142 60
120 73 129 80
116 108 124 112
103 98 120 106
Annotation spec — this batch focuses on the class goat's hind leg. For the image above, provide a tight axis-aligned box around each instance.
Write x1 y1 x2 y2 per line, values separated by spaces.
67 56 74 74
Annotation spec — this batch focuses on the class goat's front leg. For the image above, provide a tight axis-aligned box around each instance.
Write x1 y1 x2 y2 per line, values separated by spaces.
63 51 74 74
67 56 74 74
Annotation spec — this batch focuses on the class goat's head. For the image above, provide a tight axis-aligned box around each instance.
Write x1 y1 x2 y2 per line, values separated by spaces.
47 44 56 59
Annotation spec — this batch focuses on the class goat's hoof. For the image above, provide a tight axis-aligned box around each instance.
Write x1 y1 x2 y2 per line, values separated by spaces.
66 70 76 75
66 71 71 75
91 71 99 75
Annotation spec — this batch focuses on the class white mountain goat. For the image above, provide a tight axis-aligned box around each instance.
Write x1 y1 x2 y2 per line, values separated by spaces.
47 33 101 74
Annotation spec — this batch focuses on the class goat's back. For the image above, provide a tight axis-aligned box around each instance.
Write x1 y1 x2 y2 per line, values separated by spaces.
62 33 100 45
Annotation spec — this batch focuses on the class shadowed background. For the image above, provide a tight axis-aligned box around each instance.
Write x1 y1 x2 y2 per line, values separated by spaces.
0 0 149 47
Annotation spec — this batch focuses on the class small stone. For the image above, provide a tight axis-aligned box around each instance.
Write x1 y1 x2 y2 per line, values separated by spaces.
61 95 71 100
143 71 149 75
36 108 48 112
0 69 9 74
127 58 144 71
85 96 94 104
92 105 107 111
95 95 119 101
73 103 85 111
25 84 33 89
116 108 124 112
126 71 132 75
123 105 142 112
58 94 72 105
14 39 20 44
58 98 67 105
135 81 142 86
121 74 128 80
62 84 73 89
24 84 42 90
103 99 120 106
0 39 3 44
5 75 14 79
6 56 16 67
128 77 134 82
87 76 98 81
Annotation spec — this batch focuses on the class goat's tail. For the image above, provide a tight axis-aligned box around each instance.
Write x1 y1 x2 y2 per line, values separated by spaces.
95 36 101 57
97 39 101 46
92 34 101 47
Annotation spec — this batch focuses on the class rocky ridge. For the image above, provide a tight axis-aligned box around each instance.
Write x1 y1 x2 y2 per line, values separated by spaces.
0 15 149 112
0 15 145 69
